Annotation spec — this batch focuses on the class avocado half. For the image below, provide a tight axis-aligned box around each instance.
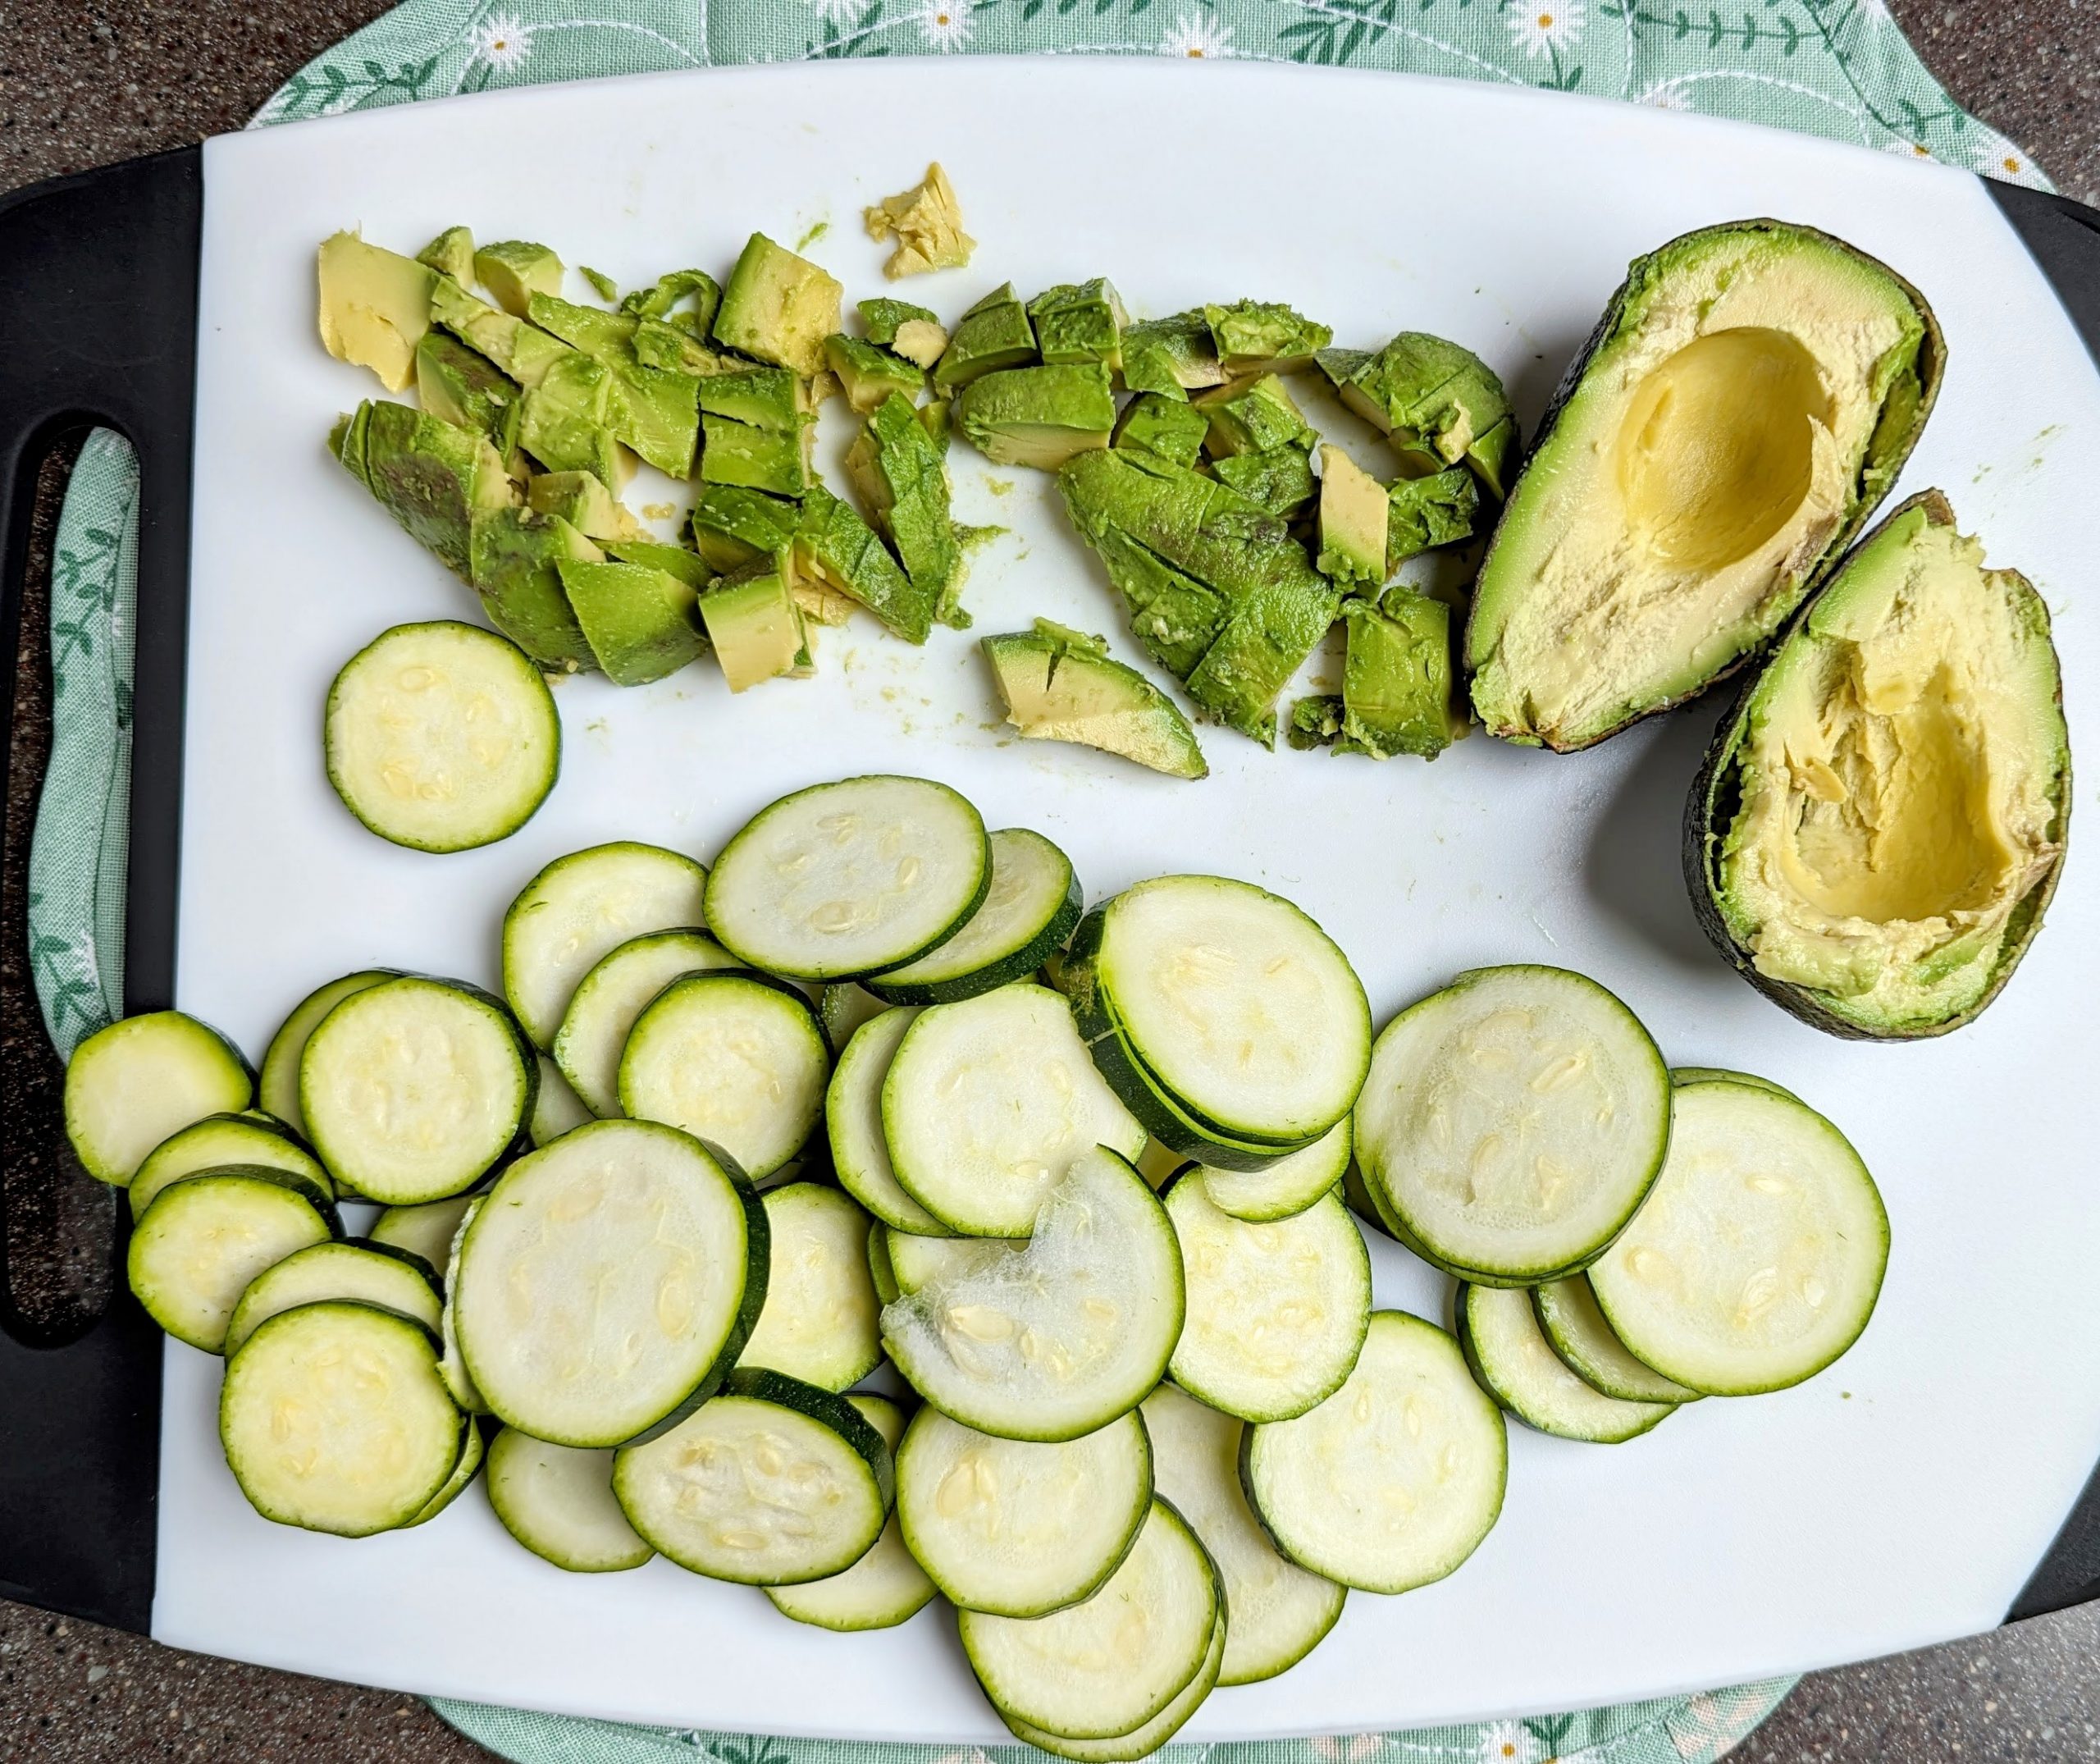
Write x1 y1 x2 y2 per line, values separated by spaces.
1467 219 1944 752
1686 491 2070 1040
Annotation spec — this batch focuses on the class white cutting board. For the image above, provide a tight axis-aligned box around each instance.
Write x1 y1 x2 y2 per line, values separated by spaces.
158 57 2100 1739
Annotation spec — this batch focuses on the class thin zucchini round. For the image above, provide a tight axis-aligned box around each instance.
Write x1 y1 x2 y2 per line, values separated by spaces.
741 1182 882 1392
129 1169 340 1353
552 929 742 1117
325 619 559 852
1244 1310 1505 1594
895 1405 1153 1617
437 1196 489 1414
259 971 393 1135
1078 1015 1317 1173
527 1054 593 1146
766 1396 938 1631
702 775 991 981
367 1192 479 1282
819 982 889 1054
225 1240 442 1359
866 828 1081 1005
1534 1275 1701 1405
614 1368 894 1585
1459 1283 1675 1443
130 1113 330 1222
403 1413 486 1527
1589 1073 1888 1396
64 1010 253 1186
827 1007 952 1236
881 1227 1024 1296
1000 1604 1224 1762
455 1119 766 1446
1352 965 1672 1285
220 1300 463 1538
618 971 831 1183
1165 1171 1372 1423
486 1427 654 1572
1195 1119 1351 1222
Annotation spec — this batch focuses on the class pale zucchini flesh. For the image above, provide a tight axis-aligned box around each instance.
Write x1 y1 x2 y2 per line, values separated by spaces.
368 1192 479 1280
553 929 741 1117
882 1228 1025 1296
128 1171 338 1353
1001 1605 1224 1762
1535 1275 1701 1404
404 1413 486 1527
825 1005 952 1236
741 1182 883 1392
1459 1283 1675 1443
260 971 392 1136
868 828 1080 1005
438 1197 489 1414
766 1396 937 1631
487 1427 655 1572
225 1240 443 1358
64 1010 253 1186
528 1054 594 1146
1196 1119 1351 1222
130 1114 330 1222
819 981 890 1053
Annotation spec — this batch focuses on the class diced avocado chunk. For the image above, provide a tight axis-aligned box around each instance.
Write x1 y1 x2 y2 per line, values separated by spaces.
556 559 707 686
824 334 926 414
474 240 564 318
1198 374 1316 459
1113 392 1209 468
794 483 934 642
700 414 813 498
861 298 947 371
528 471 642 542
602 538 713 589
892 319 949 371
526 294 701 478
954 364 1116 470
415 226 475 287
1028 279 1126 370
1337 592 1462 758
317 231 437 393
690 485 803 574
1287 695 1347 752
431 276 573 389
1212 447 1316 520
527 292 640 363
700 558 806 692
984 620 1207 779
581 267 619 303
1336 333 1516 495
1203 300 1332 375
338 400 515 578
697 365 810 432
1117 312 1226 400
920 399 952 447
1317 445 1390 587
415 331 523 463
520 354 625 484
846 394 966 628
622 269 723 337
1387 465 1481 566
1081 524 1231 680
468 507 601 671
714 233 842 378
632 320 732 376
932 284 1037 391
1312 345 1372 391
864 162 975 279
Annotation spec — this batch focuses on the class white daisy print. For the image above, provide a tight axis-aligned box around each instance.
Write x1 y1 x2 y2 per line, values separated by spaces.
1971 128 2045 185
1476 1721 1548 1764
1882 138 1936 163
1506 0 1584 61
918 0 973 51
1158 10 1237 58
468 10 535 71
1639 82 1692 112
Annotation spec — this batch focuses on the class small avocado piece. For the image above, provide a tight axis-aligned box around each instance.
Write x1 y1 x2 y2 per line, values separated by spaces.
622 269 723 337
824 334 926 414
1286 694 1347 752
794 483 934 642
700 557 806 691
932 284 1037 392
317 231 437 393
474 240 565 318
697 364 810 432
468 506 602 671
526 294 701 478
1689 491 2067 1039
581 267 619 303
1117 312 1225 400
714 233 843 378
602 538 713 589
1080 524 1231 679
1336 592 1462 759
520 354 626 484
415 331 524 464
920 399 952 448
1113 392 1209 468
846 393 966 628
864 162 975 279
1312 345 1372 391
1386 465 1481 566
1203 300 1333 376
430 276 573 389
1336 332 1516 492
1198 374 1316 459
1317 445 1390 587
341 400 516 578
528 471 644 543
526 292 639 363
699 414 812 498
415 226 476 286
1028 279 1126 370
860 298 947 371
556 558 707 686
954 364 1116 470
984 619 1208 779
632 319 733 376
690 485 803 574
1212 447 1317 521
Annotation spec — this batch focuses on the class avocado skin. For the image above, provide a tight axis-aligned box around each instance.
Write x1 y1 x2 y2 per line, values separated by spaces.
1681 490 2067 1040
1466 217 1947 753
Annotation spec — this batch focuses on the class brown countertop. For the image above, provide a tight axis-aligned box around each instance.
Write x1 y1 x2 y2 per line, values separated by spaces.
3 2 2098 1758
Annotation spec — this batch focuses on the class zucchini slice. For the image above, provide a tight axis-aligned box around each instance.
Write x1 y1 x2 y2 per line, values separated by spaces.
368 1192 478 1282
767 1395 939 1631
129 1170 339 1353
1140 1384 1344 1687
882 1147 1183 1442
528 1054 592 1146
1001 1603 1224 1762
881 983 1146 1237
455 1120 765 1446
225 1240 442 1358
702 775 991 980
220 1300 462 1538
553 929 742 1117
64 1010 253 1186
486 1427 654 1572
1459 1283 1675 1443
1352 965 1671 1284
1164 1172 1371 1423
895 1405 1152 1617
1195 1119 1351 1222
614 1367 894 1585
404 1412 486 1527
1244 1310 1505 1594
958 1497 1219 1743
827 1007 952 1236
502 841 710 1050
437 1197 488 1414
881 1227 1024 1296
1534 1275 1701 1404
299 976 534 1205
741 1182 882 1392
259 971 392 1135
324 619 559 853
1589 1072 1888 1395
618 971 830 1182
130 1113 330 1222
1065 875 1371 1146
819 981 889 1053
867 829 1081 1005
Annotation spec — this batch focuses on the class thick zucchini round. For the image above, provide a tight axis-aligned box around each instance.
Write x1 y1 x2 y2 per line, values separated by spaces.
130 1113 330 1222
824 1005 952 1236
766 1396 937 1631
740 1182 882 1392
225 1240 442 1358
1534 1275 1701 1405
1459 1283 1675 1443
259 970 393 1135
64 1010 254 1186
129 1169 340 1353
486 1428 654 1572
1196 1119 1351 1222
552 928 741 1116
866 828 1080 1005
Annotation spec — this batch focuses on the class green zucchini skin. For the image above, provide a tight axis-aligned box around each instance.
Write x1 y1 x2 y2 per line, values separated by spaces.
866 862 1081 1008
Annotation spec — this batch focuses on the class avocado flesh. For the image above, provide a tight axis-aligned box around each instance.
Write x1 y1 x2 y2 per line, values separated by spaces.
714 233 843 379
847 395 966 628
475 240 564 317
933 284 1037 392
700 413 813 498
430 276 573 390
824 334 926 414
1114 393 1209 468
1212 446 1315 520
416 226 476 286
557 559 707 686
984 620 1207 780
415 331 523 463
527 293 701 476
340 400 515 578
1693 492 2068 1038
519 354 626 485
795 483 934 643
1317 445 1390 587
954 364 1116 469
528 470 643 542
317 232 437 393
1336 331 1513 491
1119 312 1225 400
1468 220 1940 752
691 486 802 574
701 559 806 691
469 507 601 670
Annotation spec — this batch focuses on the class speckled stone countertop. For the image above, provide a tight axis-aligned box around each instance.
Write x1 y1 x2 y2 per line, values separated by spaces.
3 3 2099 1759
